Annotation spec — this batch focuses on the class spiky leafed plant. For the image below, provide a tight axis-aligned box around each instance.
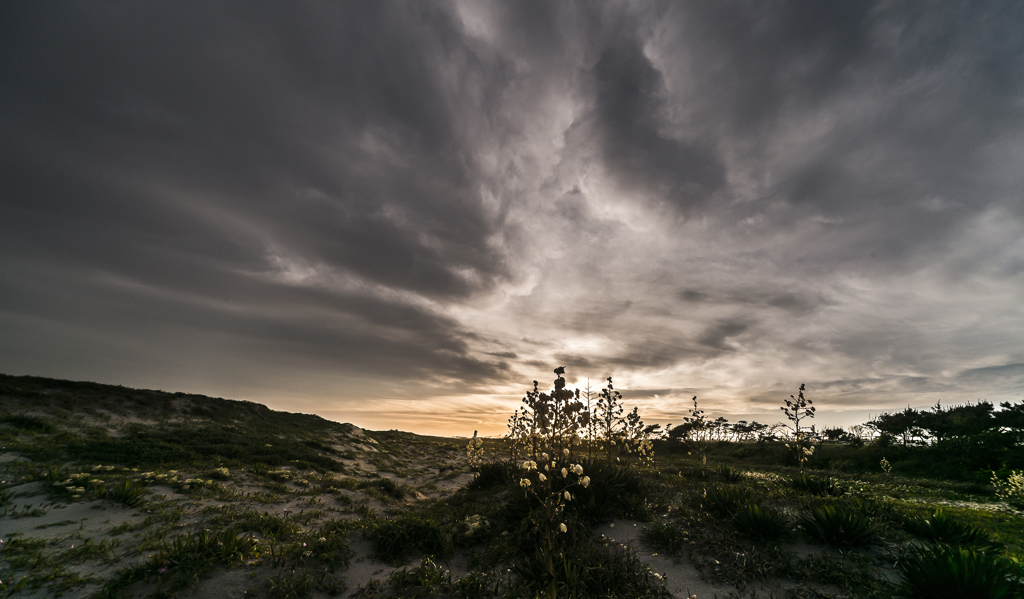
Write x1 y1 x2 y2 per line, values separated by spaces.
700 485 748 519
904 510 995 548
733 503 790 541
798 504 876 547
899 544 1021 599
717 464 744 483
790 473 846 497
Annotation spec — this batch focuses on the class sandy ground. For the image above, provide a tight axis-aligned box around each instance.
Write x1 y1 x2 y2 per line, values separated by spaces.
0 437 910 599
2 479 753 598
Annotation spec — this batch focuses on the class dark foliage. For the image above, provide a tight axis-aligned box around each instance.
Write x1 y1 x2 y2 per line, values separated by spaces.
898 544 1022 599
798 505 877 547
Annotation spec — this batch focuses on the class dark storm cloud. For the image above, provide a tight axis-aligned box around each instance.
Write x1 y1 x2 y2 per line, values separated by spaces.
589 39 727 212
1 0 1023 431
1 1 511 299
0 1 533 393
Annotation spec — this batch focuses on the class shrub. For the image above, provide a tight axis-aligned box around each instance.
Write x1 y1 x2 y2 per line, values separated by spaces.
904 510 995 548
992 470 1024 510
700 485 748 519
369 516 451 565
733 503 790 541
641 521 690 555
716 464 744 483
511 537 670 599
465 460 519 492
106 478 147 507
798 505 876 547
899 544 1021 599
790 474 846 497
499 457 652 527
358 477 407 500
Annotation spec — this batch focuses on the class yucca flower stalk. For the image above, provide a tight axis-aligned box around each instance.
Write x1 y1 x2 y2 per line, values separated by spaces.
781 384 816 472
508 367 592 599
466 430 485 470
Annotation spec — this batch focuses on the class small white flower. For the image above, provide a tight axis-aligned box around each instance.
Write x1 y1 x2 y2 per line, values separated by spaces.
561 467 568 478
563 448 570 456
564 491 571 501
519 478 531 488
572 464 584 475
581 476 591 488
559 523 567 533
538 473 547 482
542 453 549 461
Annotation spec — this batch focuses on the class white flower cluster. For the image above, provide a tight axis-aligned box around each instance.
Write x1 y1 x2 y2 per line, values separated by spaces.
466 430 485 468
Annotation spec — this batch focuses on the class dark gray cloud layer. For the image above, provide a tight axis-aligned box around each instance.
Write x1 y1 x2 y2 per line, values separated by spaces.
2 1 1023 432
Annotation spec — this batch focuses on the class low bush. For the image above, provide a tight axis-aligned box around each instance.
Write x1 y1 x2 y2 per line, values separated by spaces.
898 544 1022 599
465 460 519 492
733 503 790 541
499 458 654 527
716 464 744 483
798 505 876 547
790 474 846 497
511 537 671 599
700 485 748 518
641 521 690 555
904 510 995 548
369 516 451 565
105 479 147 507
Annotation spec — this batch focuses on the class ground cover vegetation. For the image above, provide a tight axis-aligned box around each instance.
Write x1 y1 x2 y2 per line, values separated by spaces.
1 372 1023 598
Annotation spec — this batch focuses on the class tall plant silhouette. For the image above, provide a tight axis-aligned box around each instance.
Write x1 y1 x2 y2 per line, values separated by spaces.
781 384 816 471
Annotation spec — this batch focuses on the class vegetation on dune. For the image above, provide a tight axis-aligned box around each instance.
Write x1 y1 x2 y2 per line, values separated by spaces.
2 372 1024 598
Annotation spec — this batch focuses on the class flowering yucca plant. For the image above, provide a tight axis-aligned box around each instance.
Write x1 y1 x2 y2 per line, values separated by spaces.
623 406 655 466
466 430 485 471
781 384 816 471
595 377 625 465
507 367 593 599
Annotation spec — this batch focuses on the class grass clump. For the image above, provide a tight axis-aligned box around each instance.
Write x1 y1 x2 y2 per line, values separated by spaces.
95 528 259 598
790 473 847 497
510 539 671 599
699 485 748 518
733 503 790 541
716 464 744 483
898 544 1022 599
105 479 147 507
368 516 451 565
905 509 996 548
465 460 519 492
798 504 877 547
358 477 408 500
641 521 691 555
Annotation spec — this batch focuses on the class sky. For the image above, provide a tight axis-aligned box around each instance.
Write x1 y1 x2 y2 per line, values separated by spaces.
2 1 1023 436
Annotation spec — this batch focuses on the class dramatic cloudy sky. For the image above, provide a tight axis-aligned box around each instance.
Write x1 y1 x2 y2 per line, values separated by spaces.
3 1 1023 435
